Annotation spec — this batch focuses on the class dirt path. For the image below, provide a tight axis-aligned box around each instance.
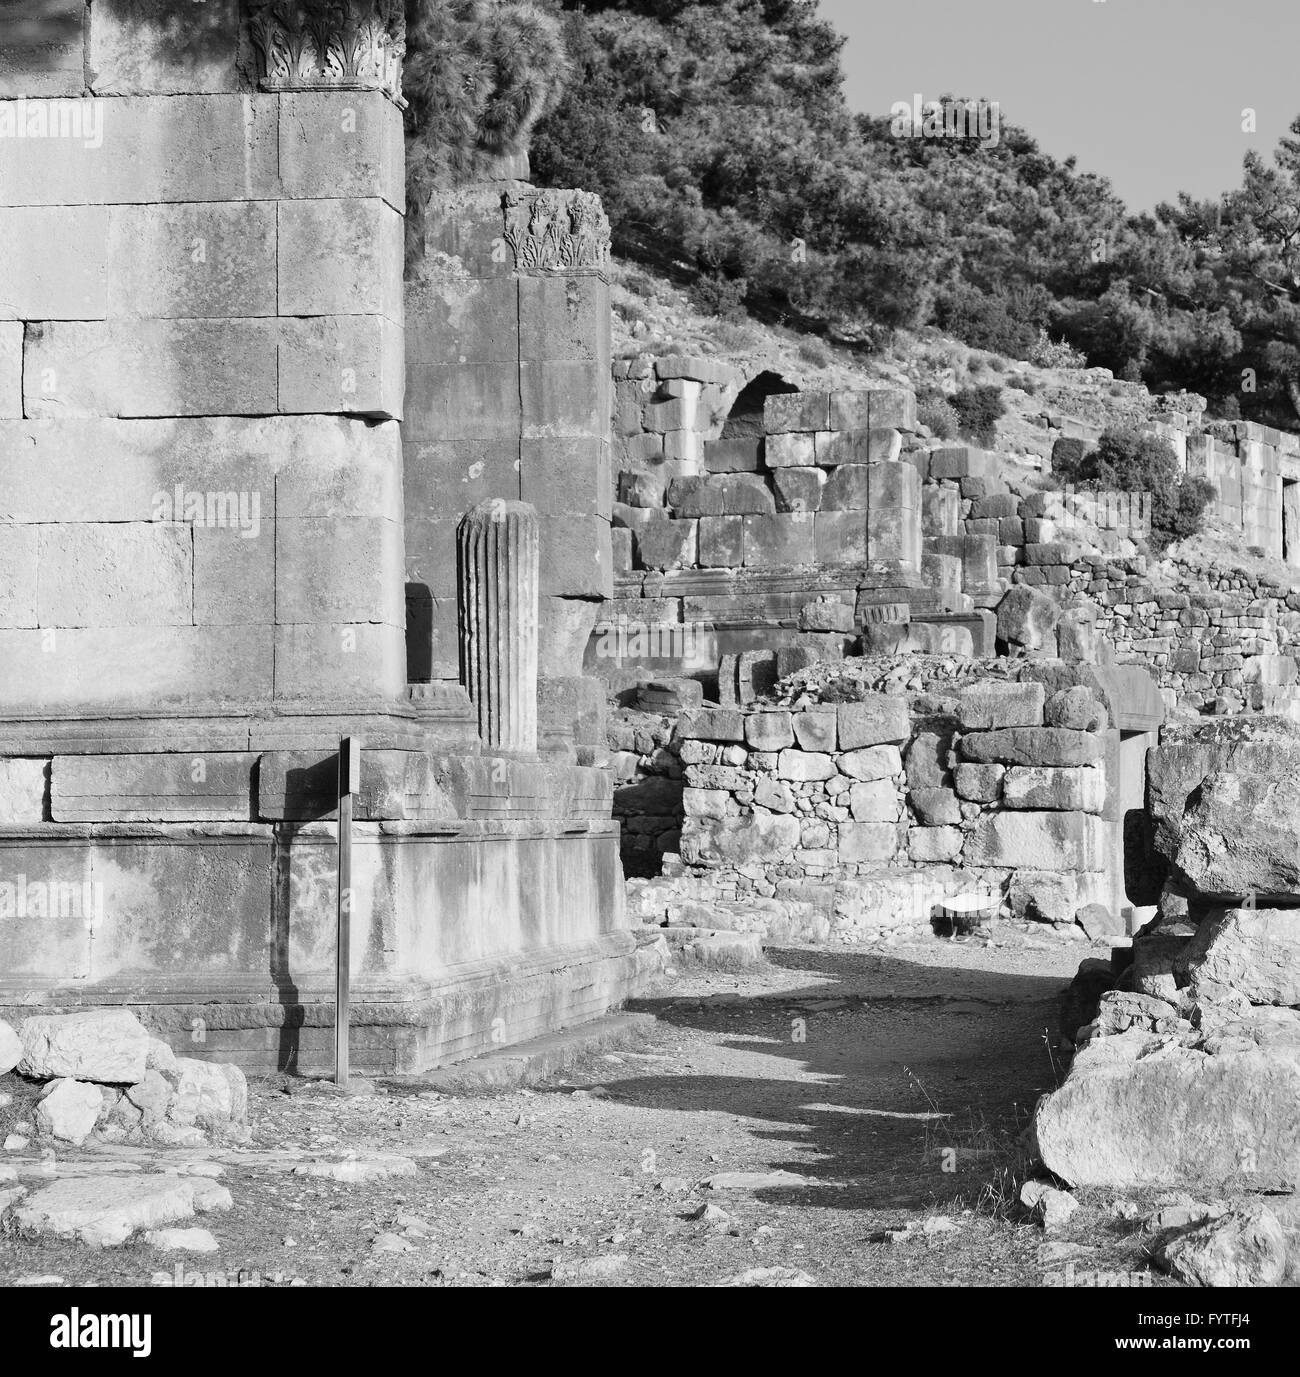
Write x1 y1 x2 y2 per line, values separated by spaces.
0 938 1171 1288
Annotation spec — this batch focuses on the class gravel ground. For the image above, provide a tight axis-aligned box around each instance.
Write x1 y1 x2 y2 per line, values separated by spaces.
0 937 1176 1288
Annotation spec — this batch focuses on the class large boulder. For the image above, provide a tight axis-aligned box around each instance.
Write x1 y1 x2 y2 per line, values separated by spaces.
0 1018 20 1076
1170 770 1300 902
1147 717 1300 874
1035 1027 1300 1189
19 1009 151 1084
1156 1205 1289 1288
1178 909 1300 1006
35 1079 104 1146
996 585 1060 652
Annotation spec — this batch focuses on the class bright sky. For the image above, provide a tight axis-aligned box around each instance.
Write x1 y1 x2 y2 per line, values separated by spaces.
821 0 1300 212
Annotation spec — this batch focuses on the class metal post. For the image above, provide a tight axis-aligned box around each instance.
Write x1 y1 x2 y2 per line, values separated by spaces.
335 735 360 1087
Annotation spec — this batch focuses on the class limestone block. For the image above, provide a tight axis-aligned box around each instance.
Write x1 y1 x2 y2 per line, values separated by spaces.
1009 870 1078 924
959 727 1102 768
867 504 921 573
778 749 837 782
799 597 854 633
698 515 743 568
813 510 866 566
682 787 729 820
278 90 405 211
0 1 86 98
997 584 1060 650
636 519 695 572
838 697 909 749
0 95 282 207
681 813 799 865
520 359 607 439
839 745 902 782
867 460 921 511
192 522 275 628
792 709 837 753
772 467 823 513
908 826 963 862
52 752 256 822
1044 686 1104 731
538 597 600 678
745 712 795 751
922 486 961 537
1178 909 1300 1005
0 322 18 417
849 779 900 822
404 362 520 442
407 277 519 373
675 709 745 743
37 1078 104 1145
955 680 1045 731
1171 768 1300 900
19 1007 151 1082
928 447 998 482
279 315 404 420
965 811 1106 870
25 319 279 417
743 513 815 566
764 433 816 468
822 466 869 511
910 787 961 826
0 525 38 626
838 822 900 863
275 516 404 627
0 758 45 833
704 437 761 472
105 201 277 319
0 206 108 319
764 392 830 433
521 436 609 520
272 622 405 702
278 198 403 322
0 625 275 712
954 763 1003 803
37 523 192 627
518 272 610 368
1002 766 1105 813
86 0 241 94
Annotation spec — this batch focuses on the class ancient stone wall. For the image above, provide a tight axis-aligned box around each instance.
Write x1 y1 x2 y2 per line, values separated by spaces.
617 674 1122 942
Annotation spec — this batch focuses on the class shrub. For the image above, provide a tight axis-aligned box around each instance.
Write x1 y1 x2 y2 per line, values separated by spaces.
692 272 748 320
1058 425 1214 551
1028 329 1087 370
950 384 1005 447
917 391 959 440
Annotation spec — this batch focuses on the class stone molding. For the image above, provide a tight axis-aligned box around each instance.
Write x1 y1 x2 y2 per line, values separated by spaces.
502 188 611 273
248 0 404 100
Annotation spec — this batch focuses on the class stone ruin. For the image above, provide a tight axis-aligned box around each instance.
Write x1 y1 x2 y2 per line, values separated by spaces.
0 1 657 1075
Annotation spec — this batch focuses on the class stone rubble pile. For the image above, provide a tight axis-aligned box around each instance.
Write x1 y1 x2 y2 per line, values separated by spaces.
0 1008 249 1151
1034 716 1300 1282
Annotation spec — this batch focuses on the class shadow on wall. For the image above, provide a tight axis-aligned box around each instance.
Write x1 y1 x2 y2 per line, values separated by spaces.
719 370 798 443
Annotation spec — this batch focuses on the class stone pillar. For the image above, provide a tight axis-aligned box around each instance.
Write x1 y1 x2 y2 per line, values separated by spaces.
458 500 540 752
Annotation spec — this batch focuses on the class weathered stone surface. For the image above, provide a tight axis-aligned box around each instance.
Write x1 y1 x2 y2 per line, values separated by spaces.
1002 766 1104 813
954 763 1003 803
19 1009 151 1084
682 814 800 865
905 731 953 789
849 779 900 823
955 680 1044 731
1044 686 1104 731
966 812 1105 870
171 1058 248 1128
839 745 902 782
909 787 961 826
837 697 909 749
1170 769 1300 901
745 712 795 751
908 826 963 862
36 1079 103 1146
1076 903 1125 939
1010 870 1079 925
1178 909 1300 1006
1156 1205 1288 1287
145 1227 220 1253
838 822 900 863
996 585 1060 650
0 1018 20 1075
1035 1031 1300 1189
676 709 745 743
15 1173 232 1247
777 750 837 782
959 728 1102 767
791 710 836 753
292 1155 419 1184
